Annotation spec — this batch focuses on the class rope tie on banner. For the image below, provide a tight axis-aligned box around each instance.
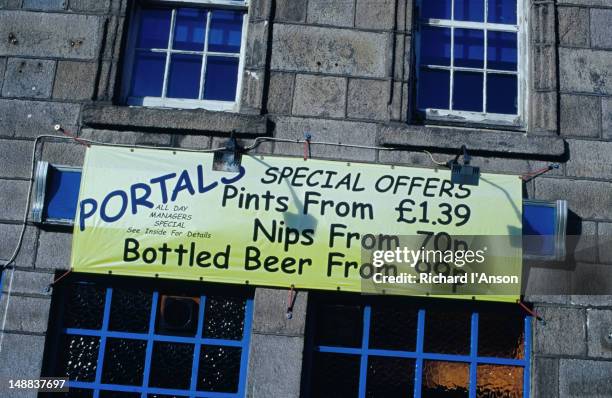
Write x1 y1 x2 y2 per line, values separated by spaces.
45 268 73 293
520 164 559 182
54 125 90 147
286 285 296 319
517 300 545 323
303 132 312 160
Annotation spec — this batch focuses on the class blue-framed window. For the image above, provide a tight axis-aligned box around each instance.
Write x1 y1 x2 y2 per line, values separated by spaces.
42 275 253 398
415 0 524 126
305 295 531 397
123 0 248 111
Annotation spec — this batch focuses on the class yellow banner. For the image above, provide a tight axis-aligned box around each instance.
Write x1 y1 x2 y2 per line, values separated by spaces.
71 146 522 301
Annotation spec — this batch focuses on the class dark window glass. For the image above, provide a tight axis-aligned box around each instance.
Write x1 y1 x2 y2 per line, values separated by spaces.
453 71 483 112
314 303 363 347
203 56 239 101
99 392 141 398
58 335 100 382
57 388 93 398
108 288 152 333
418 68 450 110
209 10 243 53
311 352 360 398
64 284 106 329
422 361 469 397
486 74 517 114
101 338 147 385
487 31 517 71
455 0 484 22
136 8 171 48
424 309 471 355
488 0 517 24
147 395 188 398
173 8 206 51
421 26 451 66
479 311 524 359
369 303 418 351
149 342 194 389
421 0 452 19
454 28 484 68
366 356 415 398
197 345 242 392
130 51 165 97
203 296 246 340
167 54 202 99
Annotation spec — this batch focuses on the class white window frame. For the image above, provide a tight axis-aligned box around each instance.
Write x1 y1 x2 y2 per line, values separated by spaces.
121 0 249 112
415 0 528 128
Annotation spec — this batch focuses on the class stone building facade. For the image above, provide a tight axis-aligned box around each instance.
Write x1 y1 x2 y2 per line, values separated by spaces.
0 0 611 397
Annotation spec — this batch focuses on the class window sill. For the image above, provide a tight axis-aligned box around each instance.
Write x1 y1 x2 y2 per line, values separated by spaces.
81 104 268 136
378 124 566 158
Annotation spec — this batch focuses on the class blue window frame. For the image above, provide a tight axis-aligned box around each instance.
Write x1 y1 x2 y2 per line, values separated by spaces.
42 275 254 398
416 0 524 126
305 295 531 397
123 0 248 111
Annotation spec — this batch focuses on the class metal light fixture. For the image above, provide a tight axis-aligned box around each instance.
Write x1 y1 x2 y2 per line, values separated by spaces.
449 145 480 186
213 132 243 172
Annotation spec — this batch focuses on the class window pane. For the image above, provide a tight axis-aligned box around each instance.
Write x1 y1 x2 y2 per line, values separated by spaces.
454 28 484 68
311 352 360 398
203 296 246 340
479 310 524 359
204 56 239 101
369 303 418 351
423 361 469 397
100 392 140 398
366 356 415 398
101 338 147 385
477 365 523 397
424 309 471 355
173 8 206 51
58 388 93 398
418 68 450 110
455 0 484 22
421 26 451 66
137 8 171 49
421 0 451 19
486 73 517 114
197 345 242 392
59 335 100 382
149 342 194 389
167 54 202 99
453 71 483 112
130 51 165 97
488 0 517 24
487 31 517 71
208 10 244 53
314 303 363 347
108 287 152 333
64 283 106 329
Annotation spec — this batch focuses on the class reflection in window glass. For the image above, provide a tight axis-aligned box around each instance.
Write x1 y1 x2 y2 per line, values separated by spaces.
45 278 253 396
453 71 483 112
487 74 517 114
127 5 245 106
418 68 450 110
417 0 520 119
423 361 469 397
308 297 530 397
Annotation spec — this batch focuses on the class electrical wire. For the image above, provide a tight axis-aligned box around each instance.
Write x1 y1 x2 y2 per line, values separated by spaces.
423 150 449 166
